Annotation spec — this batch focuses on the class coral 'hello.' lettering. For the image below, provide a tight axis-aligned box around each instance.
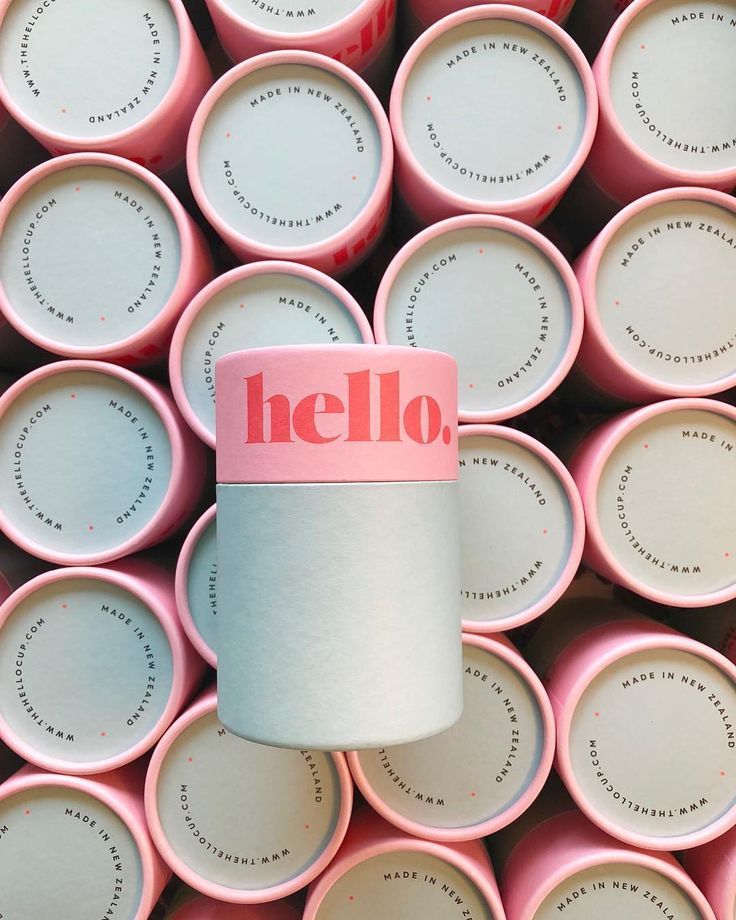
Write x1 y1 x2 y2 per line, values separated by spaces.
243 370 453 445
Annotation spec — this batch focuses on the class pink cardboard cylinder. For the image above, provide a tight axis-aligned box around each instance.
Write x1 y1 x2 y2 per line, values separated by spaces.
0 762 170 919
457 426 585 631
0 559 205 774
171 895 300 919
409 0 577 29
574 188 736 404
169 261 373 449
187 51 393 276
204 0 395 75
144 688 354 903
585 0 736 204
0 153 213 366
684 825 736 920
175 503 218 667
216 344 458 484
502 808 716 920
0 360 208 566
568 397 736 606
548 616 736 850
373 214 584 423
346 632 555 841
390 5 598 227
0 0 212 174
303 808 506 919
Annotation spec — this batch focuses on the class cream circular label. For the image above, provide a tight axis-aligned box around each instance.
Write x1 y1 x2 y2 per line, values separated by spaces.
197 63 382 248
401 18 587 202
0 370 173 557
180 271 366 439
225 0 364 32
0 576 173 763
314 851 496 919
0 165 181 349
355 643 546 828
156 710 342 889
382 226 574 415
0 0 180 138
186 512 217 655
459 435 574 624
534 863 704 919
0 786 143 918
610 0 736 172
596 198 736 387
597 408 736 596
570 648 736 839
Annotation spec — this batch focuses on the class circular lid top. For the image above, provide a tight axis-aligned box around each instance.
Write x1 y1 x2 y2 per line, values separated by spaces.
0 156 184 358
350 636 553 840
0 362 175 564
217 0 366 34
457 426 583 631
374 215 583 422
566 643 736 847
215 344 458 484
311 849 500 919
391 6 596 212
146 695 351 900
604 0 736 178
0 567 175 772
531 861 707 919
583 189 736 396
0 779 144 918
0 0 182 142
170 262 372 447
188 53 392 259
591 401 736 603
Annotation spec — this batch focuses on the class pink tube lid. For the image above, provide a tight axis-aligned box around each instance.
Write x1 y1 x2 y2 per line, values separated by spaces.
175 504 218 667
0 0 181 144
348 633 555 842
169 261 373 448
215 344 458 484
601 0 736 183
373 215 583 422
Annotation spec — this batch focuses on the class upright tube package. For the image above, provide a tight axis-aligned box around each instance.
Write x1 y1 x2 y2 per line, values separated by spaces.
215 344 463 749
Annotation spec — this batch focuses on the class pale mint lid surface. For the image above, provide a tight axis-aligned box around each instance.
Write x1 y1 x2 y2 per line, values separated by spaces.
186 512 217 655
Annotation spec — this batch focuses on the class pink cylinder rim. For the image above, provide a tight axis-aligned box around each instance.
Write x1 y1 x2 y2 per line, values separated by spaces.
0 0 201 149
0 767 162 920
576 186 736 400
206 0 387 45
594 0 736 189
373 213 584 422
457 424 585 631
575 396 736 607
346 631 556 842
554 628 736 851
389 4 598 219
509 822 717 920
144 689 354 904
0 360 188 566
0 564 191 775
186 49 394 263
303 823 506 919
0 152 207 361
169 260 374 448
175 503 217 667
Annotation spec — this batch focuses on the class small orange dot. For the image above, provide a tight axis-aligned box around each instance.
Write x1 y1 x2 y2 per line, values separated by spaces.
614 300 620 306
61 603 67 609
305 824 310 830
721 771 726 776
24 809 30 816
726 552 731 558
643 444 649 449
594 712 600 717
75 186 80 192
70 393 76 399
239 303 245 309
470 791 477 797
478 248 484 254
556 124 562 131
543 528 548 535
60 107 67 113
88 525 94 531
187 757 193 763
100 316 106 322
640 43 646 49
468 383 475 389
352 175 357 181
426 95 431 101
100 731 107 737
225 132 231 138
348 896 355 902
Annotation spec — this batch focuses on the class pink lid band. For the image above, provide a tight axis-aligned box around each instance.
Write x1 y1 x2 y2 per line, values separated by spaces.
216 344 458 483
574 188 736 403
683 825 736 920
303 808 506 919
0 0 212 174
0 762 171 919
503 808 716 920
205 0 396 74
171 894 300 919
